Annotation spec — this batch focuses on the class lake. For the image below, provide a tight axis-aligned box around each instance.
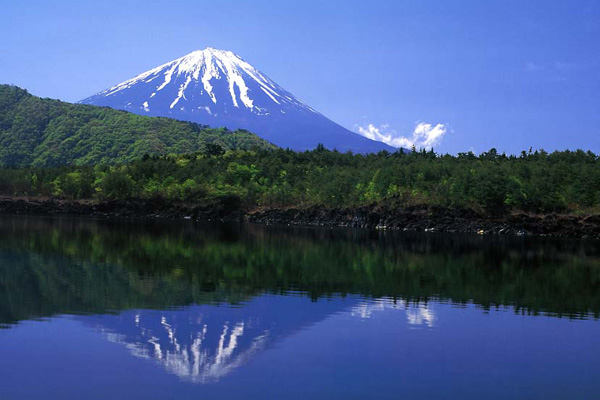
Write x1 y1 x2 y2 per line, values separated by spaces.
0 215 599 399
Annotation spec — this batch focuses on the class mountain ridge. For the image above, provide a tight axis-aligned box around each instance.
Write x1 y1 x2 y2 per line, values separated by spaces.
0 84 274 167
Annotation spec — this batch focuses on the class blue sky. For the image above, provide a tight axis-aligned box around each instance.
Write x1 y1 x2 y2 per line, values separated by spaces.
1 0 599 154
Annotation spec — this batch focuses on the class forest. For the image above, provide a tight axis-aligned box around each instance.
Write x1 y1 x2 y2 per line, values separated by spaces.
0 145 598 215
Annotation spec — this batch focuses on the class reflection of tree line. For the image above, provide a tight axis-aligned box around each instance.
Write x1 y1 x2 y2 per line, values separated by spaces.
0 216 599 326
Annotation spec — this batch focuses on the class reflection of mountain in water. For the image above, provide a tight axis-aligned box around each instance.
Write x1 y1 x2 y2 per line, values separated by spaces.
97 310 270 383
83 295 362 383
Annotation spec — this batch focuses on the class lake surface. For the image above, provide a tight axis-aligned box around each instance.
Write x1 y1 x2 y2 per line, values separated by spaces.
0 216 599 399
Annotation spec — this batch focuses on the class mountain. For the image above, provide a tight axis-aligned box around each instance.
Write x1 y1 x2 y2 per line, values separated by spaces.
80 47 395 153
0 84 274 167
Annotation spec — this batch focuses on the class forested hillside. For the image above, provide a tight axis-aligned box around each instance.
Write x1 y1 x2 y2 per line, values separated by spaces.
0 85 275 167
0 146 598 215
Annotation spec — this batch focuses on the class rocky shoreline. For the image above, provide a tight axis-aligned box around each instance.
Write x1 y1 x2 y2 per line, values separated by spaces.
0 197 598 240
247 206 600 239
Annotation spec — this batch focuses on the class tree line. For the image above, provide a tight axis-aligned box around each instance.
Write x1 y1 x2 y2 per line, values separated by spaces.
0 146 598 215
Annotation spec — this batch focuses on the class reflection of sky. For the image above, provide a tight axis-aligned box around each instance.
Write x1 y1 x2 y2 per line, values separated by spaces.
1 295 600 399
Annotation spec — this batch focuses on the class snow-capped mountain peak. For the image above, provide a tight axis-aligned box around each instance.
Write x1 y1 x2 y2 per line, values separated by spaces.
81 47 394 153
96 47 312 116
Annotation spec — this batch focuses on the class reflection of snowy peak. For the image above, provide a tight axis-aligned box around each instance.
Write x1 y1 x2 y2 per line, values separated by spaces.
101 311 270 383
80 47 395 153
86 295 361 383
84 296 437 384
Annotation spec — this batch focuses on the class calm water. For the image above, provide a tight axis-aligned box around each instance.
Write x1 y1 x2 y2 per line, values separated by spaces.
0 216 599 399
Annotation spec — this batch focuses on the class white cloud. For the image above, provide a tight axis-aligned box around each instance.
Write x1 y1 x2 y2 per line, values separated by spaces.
357 122 447 150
